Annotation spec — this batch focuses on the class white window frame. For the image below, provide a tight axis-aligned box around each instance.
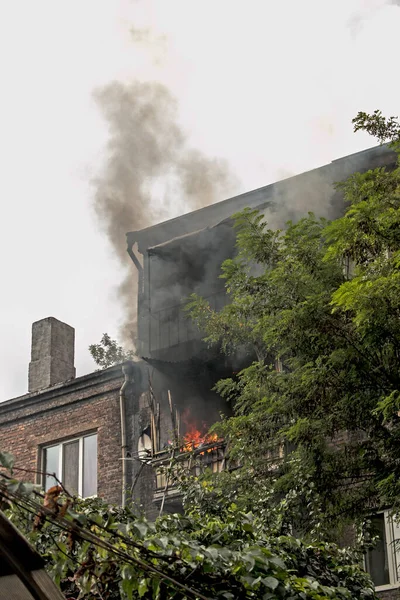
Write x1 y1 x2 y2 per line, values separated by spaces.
342 255 356 280
365 510 400 591
42 433 97 498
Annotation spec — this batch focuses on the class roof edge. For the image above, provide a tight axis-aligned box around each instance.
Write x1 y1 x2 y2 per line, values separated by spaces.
0 360 138 412
126 144 395 252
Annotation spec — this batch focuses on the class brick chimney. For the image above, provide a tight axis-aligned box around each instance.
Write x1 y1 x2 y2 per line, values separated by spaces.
28 317 76 392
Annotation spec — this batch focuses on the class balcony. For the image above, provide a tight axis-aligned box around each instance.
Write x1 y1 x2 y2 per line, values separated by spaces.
151 441 226 508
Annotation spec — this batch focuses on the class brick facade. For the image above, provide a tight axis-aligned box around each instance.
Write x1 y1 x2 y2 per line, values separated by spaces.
0 364 132 505
0 354 225 514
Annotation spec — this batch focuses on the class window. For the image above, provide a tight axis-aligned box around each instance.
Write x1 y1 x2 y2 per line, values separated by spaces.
365 512 400 589
42 433 97 498
342 255 355 280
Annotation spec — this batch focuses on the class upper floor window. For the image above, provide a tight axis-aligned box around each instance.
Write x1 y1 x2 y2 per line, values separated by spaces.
342 255 356 279
43 433 97 498
365 511 400 589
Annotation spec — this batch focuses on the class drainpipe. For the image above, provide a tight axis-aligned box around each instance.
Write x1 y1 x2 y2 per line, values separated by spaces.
127 241 143 278
120 362 134 507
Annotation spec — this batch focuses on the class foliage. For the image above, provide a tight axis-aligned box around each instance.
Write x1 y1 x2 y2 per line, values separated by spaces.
352 110 400 146
89 333 135 369
0 449 376 600
186 111 400 532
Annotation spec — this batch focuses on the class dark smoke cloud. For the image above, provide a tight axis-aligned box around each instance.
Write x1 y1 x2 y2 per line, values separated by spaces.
92 80 238 345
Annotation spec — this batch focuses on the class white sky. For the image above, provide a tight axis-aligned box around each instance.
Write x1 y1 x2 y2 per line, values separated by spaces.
0 0 399 400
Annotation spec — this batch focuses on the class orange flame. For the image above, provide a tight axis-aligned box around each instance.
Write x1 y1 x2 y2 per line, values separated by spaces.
182 425 219 453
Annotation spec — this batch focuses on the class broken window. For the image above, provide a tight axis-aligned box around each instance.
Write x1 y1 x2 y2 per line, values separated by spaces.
42 433 97 497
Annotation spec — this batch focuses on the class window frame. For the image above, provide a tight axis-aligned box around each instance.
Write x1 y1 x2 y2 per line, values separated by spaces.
365 510 400 591
42 432 97 498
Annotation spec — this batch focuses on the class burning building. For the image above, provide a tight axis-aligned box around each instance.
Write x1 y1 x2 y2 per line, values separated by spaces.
0 142 399 592
123 144 396 506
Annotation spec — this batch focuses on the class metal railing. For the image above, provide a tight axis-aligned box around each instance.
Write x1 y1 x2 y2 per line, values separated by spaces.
151 442 226 505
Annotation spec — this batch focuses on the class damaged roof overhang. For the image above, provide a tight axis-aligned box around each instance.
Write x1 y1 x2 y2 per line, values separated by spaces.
146 215 238 258
126 144 396 254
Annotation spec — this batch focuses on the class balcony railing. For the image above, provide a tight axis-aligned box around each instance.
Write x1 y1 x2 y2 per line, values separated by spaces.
151 442 226 504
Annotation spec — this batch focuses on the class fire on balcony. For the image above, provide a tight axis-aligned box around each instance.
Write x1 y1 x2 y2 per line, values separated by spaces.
134 379 228 515
152 439 226 515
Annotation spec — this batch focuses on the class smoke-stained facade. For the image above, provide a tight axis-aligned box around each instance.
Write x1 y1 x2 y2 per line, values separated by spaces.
0 144 399 597
123 144 398 519
124 144 400 594
127 143 396 362
1 144 398 557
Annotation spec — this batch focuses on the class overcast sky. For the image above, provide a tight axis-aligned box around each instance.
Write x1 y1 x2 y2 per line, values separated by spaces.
0 0 399 401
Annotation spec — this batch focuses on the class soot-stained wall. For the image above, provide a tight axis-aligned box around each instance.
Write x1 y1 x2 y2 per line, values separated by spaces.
130 145 397 361
127 358 233 518
126 144 398 516
141 219 237 360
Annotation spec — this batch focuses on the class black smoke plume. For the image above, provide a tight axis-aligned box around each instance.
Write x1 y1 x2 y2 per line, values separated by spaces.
92 80 238 345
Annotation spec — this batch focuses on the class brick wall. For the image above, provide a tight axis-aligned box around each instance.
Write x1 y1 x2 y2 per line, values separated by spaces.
0 365 128 505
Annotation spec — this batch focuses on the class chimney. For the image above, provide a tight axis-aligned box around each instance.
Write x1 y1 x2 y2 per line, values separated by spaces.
28 317 76 393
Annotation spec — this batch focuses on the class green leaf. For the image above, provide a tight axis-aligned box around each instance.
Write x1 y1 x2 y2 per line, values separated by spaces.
0 451 14 470
121 565 134 580
133 521 149 539
269 556 286 569
19 482 36 495
152 578 161 598
121 576 135 600
138 578 148 598
6 479 23 494
263 576 279 590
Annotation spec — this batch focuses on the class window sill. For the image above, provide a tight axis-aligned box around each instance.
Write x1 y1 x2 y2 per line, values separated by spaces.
375 583 400 592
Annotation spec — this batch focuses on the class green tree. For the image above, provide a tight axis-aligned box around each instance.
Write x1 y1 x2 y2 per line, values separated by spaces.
89 333 135 369
0 450 377 599
186 111 400 535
